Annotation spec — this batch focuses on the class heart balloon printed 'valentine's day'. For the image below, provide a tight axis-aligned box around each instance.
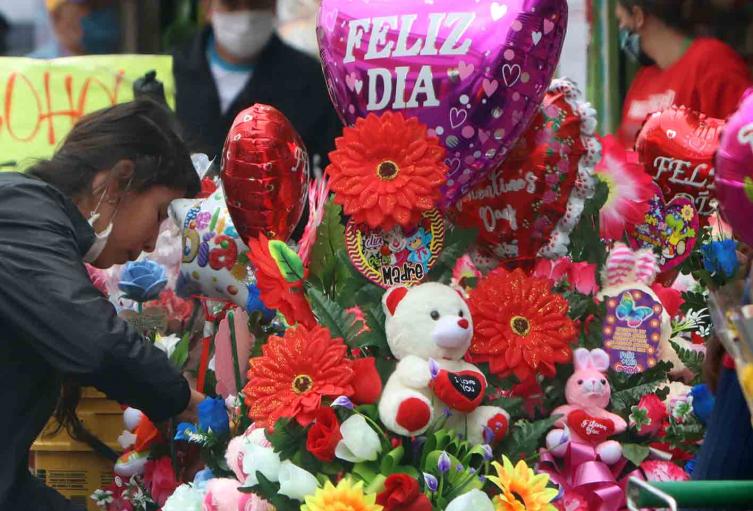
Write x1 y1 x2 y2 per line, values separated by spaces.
453 79 599 267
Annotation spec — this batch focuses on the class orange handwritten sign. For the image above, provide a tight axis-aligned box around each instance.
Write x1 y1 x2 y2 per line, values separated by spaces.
0 55 173 169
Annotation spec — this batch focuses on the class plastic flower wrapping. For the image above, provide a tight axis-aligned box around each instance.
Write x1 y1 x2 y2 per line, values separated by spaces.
88 9 753 508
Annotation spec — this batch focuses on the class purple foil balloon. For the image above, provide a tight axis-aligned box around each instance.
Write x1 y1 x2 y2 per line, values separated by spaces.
317 0 568 207
716 88 753 247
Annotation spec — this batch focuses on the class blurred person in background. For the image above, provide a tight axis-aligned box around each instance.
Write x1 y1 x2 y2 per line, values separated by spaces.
276 0 319 59
28 0 120 58
172 0 341 171
616 0 752 146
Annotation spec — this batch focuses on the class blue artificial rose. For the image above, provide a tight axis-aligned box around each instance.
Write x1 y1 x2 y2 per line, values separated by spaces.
174 422 198 442
690 384 715 425
701 239 739 278
246 284 275 321
118 260 168 302
197 397 229 436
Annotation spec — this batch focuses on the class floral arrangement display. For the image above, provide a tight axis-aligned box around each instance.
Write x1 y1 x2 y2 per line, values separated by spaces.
86 7 753 507
88 90 734 511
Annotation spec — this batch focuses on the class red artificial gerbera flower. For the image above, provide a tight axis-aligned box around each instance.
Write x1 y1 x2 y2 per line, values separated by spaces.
244 324 354 428
326 112 447 230
595 135 655 240
468 268 577 382
248 233 316 327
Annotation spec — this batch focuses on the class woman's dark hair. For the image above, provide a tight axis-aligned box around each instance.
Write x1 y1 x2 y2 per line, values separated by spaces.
618 0 693 33
28 98 200 200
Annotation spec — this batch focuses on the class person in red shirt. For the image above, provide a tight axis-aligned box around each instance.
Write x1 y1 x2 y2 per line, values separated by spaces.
616 0 752 147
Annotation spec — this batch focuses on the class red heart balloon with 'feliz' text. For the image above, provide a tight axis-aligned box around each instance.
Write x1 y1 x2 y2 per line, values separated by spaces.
567 409 615 444
453 79 598 266
635 105 724 221
221 104 310 243
429 369 486 413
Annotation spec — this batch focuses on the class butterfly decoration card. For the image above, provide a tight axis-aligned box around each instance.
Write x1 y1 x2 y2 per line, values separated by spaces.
602 289 664 374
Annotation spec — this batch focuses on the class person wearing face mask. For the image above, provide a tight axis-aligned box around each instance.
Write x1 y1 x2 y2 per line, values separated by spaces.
616 0 752 147
172 0 341 171
0 99 205 511
29 0 121 58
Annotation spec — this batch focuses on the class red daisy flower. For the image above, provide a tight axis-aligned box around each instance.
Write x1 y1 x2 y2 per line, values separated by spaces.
244 324 354 428
468 268 577 382
326 112 447 230
248 233 316 327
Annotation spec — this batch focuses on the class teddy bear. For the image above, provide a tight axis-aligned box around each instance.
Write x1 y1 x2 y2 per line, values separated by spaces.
545 348 626 464
377 282 509 444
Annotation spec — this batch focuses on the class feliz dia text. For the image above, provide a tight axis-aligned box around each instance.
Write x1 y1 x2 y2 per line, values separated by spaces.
652 156 714 215
344 12 476 111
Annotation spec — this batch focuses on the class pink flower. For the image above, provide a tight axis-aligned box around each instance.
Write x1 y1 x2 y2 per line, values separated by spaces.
542 190 557 204
143 457 178 507
533 258 598 295
86 264 110 296
595 135 655 240
238 493 273 511
641 460 690 482
203 478 243 511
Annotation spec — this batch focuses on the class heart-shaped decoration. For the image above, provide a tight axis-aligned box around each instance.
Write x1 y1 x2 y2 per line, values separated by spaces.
627 183 699 273
716 93 753 248
345 209 445 288
221 104 309 243
453 79 598 266
567 409 615 444
635 105 724 221
317 0 568 206
430 368 487 412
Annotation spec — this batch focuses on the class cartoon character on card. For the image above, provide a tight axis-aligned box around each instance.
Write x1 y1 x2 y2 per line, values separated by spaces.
377 282 509 444
407 228 432 265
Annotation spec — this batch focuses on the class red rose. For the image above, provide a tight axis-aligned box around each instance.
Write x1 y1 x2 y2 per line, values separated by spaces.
634 394 668 436
350 357 383 405
305 407 342 462
376 473 433 511
143 457 178 506
651 284 684 318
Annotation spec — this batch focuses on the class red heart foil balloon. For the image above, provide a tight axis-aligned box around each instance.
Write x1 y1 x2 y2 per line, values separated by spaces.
635 105 724 221
221 104 310 242
567 409 615 444
429 368 487 413
453 79 598 266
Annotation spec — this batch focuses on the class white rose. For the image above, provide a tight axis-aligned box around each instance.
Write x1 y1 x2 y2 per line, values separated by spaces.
446 489 495 511
242 443 282 486
154 334 181 359
277 460 319 501
335 414 382 463
162 484 204 511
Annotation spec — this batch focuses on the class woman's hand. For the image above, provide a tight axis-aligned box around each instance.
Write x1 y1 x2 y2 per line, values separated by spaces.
177 388 205 423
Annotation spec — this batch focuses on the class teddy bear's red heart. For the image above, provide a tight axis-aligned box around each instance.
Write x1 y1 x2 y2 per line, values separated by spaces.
429 369 486 413
635 105 724 221
567 410 615 444
453 80 597 267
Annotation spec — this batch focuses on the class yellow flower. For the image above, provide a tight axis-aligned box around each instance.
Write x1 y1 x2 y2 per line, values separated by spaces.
301 479 382 511
487 456 558 511
681 205 695 222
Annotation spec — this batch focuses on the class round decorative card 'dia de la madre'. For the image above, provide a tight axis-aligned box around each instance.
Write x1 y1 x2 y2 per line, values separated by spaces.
345 209 445 288
602 289 664 374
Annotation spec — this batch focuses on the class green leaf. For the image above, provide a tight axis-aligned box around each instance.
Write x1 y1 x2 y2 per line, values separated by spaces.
354 302 388 352
568 179 609 268
501 415 561 461
239 472 297 510
427 226 477 284
611 382 670 414
169 333 190 369
269 240 305 282
268 418 307 462
309 198 347 296
670 340 705 384
306 287 366 346
622 443 650 466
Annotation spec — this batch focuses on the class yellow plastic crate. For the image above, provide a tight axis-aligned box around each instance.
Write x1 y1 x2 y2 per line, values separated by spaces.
32 450 115 511
31 388 124 511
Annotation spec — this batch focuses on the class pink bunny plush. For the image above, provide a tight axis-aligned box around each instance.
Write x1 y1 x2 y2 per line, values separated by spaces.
545 348 627 465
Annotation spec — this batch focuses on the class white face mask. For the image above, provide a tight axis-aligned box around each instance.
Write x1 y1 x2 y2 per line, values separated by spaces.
212 10 277 60
83 177 132 264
